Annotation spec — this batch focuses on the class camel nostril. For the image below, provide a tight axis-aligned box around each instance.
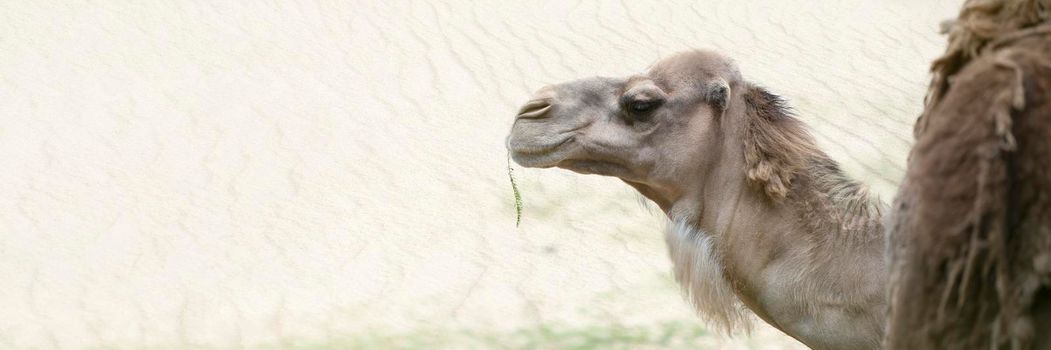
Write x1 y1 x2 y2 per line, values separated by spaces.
516 99 552 119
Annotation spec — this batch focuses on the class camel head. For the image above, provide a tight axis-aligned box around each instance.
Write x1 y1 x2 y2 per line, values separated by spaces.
507 50 813 213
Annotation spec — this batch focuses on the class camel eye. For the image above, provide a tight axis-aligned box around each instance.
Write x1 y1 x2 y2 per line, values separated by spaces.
620 84 665 119
629 99 659 113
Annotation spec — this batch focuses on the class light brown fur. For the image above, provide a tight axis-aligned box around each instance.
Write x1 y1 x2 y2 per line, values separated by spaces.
507 50 887 349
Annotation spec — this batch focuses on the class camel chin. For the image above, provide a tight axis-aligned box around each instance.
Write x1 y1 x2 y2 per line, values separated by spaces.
557 159 630 178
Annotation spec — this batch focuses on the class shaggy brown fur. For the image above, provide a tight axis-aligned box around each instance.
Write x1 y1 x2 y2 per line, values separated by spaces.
886 0 1051 348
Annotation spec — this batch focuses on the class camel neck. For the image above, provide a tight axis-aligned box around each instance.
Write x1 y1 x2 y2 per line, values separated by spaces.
784 156 886 244
666 154 885 246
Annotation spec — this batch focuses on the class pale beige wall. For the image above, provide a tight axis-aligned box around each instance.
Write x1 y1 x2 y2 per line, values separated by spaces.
0 0 961 348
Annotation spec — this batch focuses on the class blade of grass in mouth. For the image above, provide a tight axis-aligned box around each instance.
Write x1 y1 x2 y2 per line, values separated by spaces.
507 152 523 227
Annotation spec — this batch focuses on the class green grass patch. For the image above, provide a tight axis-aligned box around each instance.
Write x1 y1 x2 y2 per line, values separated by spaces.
257 321 711 350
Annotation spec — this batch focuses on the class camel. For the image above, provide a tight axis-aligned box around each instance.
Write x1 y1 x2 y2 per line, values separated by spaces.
885 0 1051 348
506 50 887 349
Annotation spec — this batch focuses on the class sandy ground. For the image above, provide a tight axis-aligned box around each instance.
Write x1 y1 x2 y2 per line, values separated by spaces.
0 0 963 348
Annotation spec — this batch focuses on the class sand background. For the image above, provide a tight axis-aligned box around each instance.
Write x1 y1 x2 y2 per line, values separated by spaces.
1 0 962 348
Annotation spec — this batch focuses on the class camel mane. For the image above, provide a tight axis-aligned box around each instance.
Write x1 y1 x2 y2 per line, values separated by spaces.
742 85 883 237
741 85 813 201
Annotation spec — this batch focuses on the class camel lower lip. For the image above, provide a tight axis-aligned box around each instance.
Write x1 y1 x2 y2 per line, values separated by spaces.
508 138 574 168
509 147 565 168
509 137 571 155
510 145 559 156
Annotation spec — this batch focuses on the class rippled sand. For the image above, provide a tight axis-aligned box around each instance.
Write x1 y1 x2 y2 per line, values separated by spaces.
0 0 962 348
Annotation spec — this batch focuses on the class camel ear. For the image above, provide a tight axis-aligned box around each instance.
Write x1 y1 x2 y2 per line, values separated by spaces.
741 85 813 200
706 79 730 111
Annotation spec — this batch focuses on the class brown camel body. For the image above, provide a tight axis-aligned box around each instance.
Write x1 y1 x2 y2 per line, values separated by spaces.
507 50 886 349
885 0 1051 348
